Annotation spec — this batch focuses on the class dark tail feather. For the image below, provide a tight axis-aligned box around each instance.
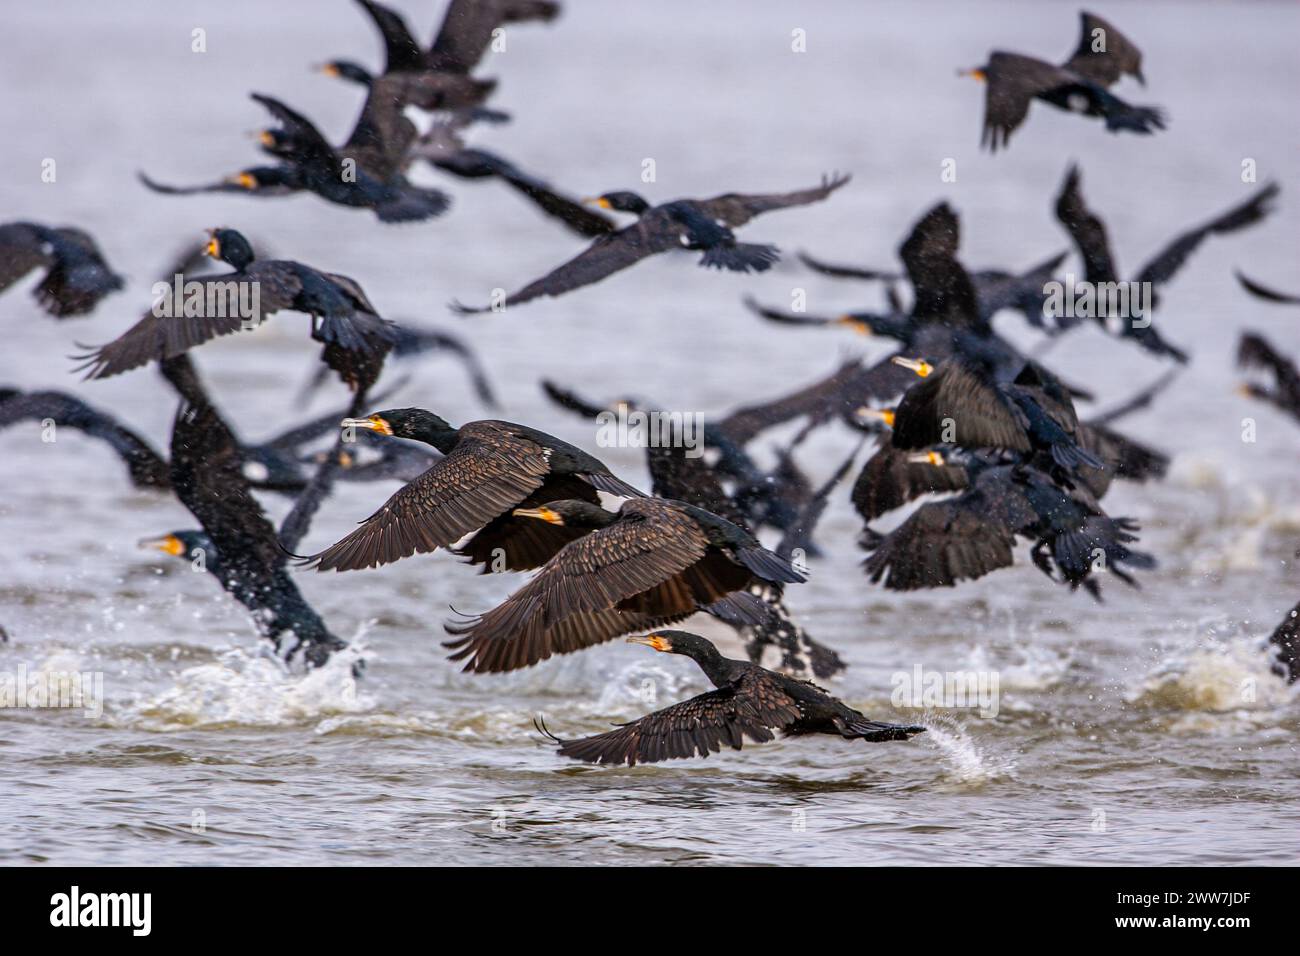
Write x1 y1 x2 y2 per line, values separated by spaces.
700 243 780 273
1053 517 1154 590
533 715 562 745
843 714 926 742
735 545 806 584
1105 100 1167 135
375 187 451 223
704 591 769 628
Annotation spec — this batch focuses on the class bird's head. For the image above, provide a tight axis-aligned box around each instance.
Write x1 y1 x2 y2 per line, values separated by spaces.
256 126 300 158
204 228 255 269
512 500 613 529
627 630 719 661
317 59 373 86
341 408 454 441
225 169 261 191
224 166 296 192
138 531 211 562
891 356 935 378
585 191 650 215
958 66 987 83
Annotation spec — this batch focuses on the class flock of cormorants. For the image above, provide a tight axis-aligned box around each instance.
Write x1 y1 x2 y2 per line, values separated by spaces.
2 4 1297 767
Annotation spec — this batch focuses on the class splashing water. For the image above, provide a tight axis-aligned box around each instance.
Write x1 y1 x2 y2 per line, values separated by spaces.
115 636 374 732
919 712 1017 786
1127 634 1293 722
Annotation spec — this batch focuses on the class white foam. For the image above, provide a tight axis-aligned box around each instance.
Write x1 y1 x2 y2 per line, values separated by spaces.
114 636 374 731
1127 634 1293 721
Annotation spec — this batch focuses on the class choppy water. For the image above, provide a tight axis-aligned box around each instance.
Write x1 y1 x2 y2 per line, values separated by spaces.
1 0 1298 866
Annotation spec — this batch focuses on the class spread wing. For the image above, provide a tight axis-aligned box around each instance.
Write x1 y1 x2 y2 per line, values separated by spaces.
340 74 420 177
0 388 169 488
451 605 688 674
546 671 803 766
850 443 969 522
695 173 851 227
444 502 753 672
435 148 617 238
718 355 916 446
892 362 1031 453
427 0 559 73
982 52 1074 151
305 428 553 571
899 202 982 328
453 217 678 312
797 251 897 281
355 0 425 73
1062 11 1144 88
1134 183 1279 291
72 267 303 379
251 93 341 174
862 487 1022 590
0 222 50 292
1054 163 1118 284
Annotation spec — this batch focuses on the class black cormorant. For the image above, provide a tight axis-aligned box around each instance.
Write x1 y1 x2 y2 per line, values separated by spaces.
0 222 123 317
327 0 559 88
302 407 644 572
890 357 1103 479
451 175 850 312
1054 165 1279 363
443 498 805 673
863 449 1153 598
963 11 1164 151
539 631 923 766
75 229 397 394
142 399 349 667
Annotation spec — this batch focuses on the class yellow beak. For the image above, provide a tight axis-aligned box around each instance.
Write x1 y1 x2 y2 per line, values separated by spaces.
891 356 933 377
627 634 672 652
512 507 563 525
341 416 393 436
138 534 186 557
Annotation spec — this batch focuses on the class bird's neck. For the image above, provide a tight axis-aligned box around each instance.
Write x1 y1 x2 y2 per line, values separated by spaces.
685 647 732 688
416 426 459 454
